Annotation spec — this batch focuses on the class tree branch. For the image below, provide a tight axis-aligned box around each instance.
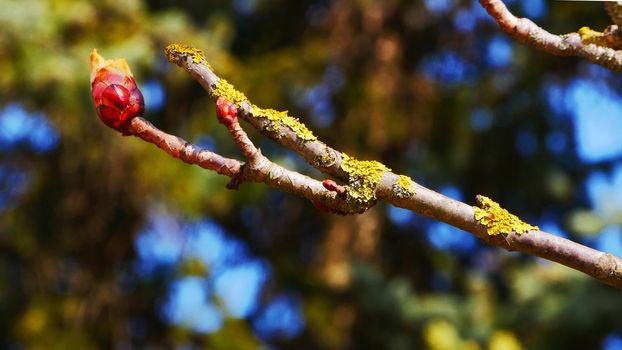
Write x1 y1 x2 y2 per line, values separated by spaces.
479 0 622 72
91 45 622 289
160 44 622 289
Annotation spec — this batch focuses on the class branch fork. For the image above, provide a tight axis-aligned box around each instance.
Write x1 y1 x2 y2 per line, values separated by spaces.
89 41 622 289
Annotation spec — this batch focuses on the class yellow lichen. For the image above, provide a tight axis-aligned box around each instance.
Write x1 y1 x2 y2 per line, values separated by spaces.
164 43 209 67
212 79 248 106
341 153 390 205
474 195 538 236
394 174 415 198
315 148 337 168
578 27 620 48
578 26 622 50
250 105 317 142
579 27 605 45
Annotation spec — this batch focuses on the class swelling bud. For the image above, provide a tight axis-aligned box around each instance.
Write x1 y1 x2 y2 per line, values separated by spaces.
90 49 144 135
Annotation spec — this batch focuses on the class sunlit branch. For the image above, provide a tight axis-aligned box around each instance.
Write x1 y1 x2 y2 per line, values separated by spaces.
120 45 622 289
479 0 622 72
162 44 622 289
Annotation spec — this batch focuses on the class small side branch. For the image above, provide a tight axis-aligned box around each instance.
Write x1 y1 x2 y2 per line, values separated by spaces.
214 97 260 161
127 117 360 215
479 0 622 72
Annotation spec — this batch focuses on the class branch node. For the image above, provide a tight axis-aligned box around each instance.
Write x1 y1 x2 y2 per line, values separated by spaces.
226 165 247 190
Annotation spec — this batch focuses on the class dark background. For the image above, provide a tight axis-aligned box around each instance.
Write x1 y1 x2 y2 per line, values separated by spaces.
1 0 622 349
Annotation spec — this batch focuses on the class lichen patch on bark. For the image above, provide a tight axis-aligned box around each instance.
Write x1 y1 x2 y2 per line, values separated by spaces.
474 195 538 236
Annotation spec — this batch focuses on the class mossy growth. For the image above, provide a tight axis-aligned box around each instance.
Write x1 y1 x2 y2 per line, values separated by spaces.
393 175 415 199
341 153 390 206
474 195 538 236
211 79 248 107
164 43 210 68
250 105 317 142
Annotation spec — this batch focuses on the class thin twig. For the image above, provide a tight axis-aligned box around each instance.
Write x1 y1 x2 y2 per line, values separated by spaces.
129 117 242 177
225 120 260 161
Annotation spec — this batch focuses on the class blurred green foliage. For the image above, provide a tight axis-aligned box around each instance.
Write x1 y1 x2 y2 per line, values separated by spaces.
0 0 621 349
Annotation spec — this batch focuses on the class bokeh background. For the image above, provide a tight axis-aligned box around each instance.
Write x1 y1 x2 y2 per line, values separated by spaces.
1 0 622 349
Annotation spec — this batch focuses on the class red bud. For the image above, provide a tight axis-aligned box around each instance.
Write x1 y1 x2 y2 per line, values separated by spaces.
101 84 130 109
90 49 144 135
216 97 238 125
